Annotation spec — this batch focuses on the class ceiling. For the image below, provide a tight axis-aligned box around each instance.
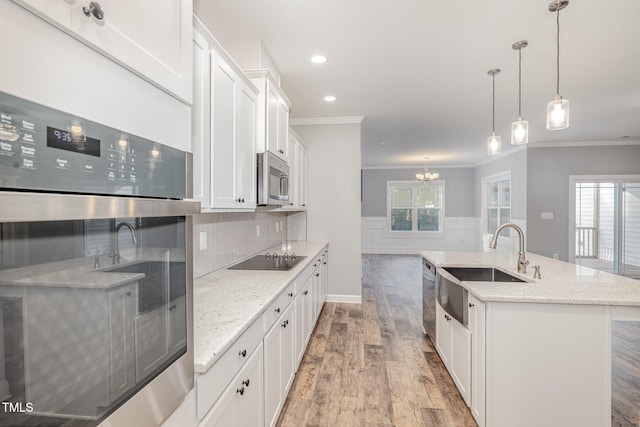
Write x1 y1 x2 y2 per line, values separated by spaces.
194 0 640 168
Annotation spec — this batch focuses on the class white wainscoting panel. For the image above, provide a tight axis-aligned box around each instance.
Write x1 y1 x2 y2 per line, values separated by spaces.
362 217 481 254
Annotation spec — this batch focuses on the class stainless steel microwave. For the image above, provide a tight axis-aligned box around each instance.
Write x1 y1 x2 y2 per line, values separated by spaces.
257 152 289 206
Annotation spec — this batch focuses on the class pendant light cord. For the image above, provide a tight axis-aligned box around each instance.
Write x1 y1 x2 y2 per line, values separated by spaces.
492 73 496 132
518 47 522 117
556 8 561 95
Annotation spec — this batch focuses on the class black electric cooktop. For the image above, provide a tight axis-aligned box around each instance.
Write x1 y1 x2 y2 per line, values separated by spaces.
229 253 306 271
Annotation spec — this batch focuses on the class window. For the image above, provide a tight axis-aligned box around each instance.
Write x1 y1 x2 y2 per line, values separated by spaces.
388 181 444 233
482 172 511 237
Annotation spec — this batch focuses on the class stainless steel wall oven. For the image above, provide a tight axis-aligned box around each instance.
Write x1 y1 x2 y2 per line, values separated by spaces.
0 92 199 427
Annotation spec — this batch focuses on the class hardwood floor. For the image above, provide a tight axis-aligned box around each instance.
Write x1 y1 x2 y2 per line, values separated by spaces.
277 254 476 427
612 320 640 427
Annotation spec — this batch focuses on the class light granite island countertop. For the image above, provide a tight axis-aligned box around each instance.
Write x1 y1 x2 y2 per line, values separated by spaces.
421 250 640 306
193 240 328 373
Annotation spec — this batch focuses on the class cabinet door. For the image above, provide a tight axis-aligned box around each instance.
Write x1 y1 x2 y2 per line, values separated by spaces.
450 317 471 406
14 0 192 103
280 303 296 397
235 344 264 427
109 283 137 402
435 303 451 366
200 344 264 427
296 280 312 367
192 29 211 207
298 145 308 208
276 99 289 160
264 317 282 427
210 52 238 208
69 0 192 103
266 83 280 158
286 132 299 208
235 80 257 208
469 295 486 427
135 305 169 382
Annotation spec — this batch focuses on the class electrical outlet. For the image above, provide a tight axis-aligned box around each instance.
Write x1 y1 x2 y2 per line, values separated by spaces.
199 231 207 251
553 253 559 260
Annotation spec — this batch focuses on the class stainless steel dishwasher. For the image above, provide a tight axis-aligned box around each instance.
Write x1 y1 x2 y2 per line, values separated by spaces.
422 258 436 343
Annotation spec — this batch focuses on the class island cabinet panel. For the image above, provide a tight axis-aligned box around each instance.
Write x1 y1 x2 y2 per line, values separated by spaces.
485 302 609 427
468 294 486 427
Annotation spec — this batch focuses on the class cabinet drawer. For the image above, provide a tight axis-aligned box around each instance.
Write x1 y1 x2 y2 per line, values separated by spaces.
196 313 265 419
264 281 295 329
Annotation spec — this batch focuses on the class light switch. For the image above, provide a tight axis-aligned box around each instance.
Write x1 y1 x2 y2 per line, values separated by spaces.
541 212 554 220
256 224 261 237
199 231 207 251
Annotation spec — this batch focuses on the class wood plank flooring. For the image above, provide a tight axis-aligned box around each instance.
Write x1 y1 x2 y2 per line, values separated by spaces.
277 254 476 427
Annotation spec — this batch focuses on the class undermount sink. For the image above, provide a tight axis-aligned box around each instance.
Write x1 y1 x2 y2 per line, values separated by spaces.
441 267 526 283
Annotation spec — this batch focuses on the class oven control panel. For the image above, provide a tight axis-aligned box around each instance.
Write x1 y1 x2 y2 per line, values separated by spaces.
0 91 187 199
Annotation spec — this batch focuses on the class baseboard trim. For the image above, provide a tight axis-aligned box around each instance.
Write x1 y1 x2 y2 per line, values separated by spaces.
326 294 362 304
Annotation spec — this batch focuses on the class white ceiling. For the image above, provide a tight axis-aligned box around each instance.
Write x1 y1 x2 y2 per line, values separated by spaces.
195 0 640 168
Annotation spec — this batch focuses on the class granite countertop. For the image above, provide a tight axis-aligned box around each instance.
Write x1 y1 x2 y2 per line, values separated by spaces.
193 240 328 374
421 251 640 306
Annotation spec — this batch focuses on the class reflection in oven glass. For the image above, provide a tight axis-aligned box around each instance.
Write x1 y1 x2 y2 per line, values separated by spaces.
0 216 187 426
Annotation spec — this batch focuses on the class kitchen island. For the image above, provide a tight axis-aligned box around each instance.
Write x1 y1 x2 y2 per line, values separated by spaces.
421 250 640 427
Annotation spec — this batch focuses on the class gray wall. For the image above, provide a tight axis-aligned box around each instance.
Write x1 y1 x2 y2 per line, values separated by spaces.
362 167 475 217
527 145 640 261
294 123 363 301
474 148 527 220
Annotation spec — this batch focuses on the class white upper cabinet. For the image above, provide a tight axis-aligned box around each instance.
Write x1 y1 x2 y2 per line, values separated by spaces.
284 129 308 210
246 70 291 162
193 21 257 211
11 0 193 104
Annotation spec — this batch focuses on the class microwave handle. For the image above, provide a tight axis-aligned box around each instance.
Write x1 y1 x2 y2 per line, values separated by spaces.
280 173 289 199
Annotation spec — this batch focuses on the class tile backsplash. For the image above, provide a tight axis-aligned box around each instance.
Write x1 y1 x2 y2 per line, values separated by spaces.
193 211 290 278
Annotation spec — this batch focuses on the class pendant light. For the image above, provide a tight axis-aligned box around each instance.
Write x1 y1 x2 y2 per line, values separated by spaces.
487 68 501 156
547 0 570 130
511 40 529 145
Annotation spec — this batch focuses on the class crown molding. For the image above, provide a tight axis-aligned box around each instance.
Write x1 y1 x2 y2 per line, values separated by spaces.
290 116 364 126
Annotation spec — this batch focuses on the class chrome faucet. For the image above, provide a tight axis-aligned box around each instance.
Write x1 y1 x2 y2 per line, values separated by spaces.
110 221 137 264
489 223 529 273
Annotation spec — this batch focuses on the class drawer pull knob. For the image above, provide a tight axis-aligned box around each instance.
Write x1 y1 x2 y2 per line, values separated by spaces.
315 273 320 277
275 307 281 314
288 292 294 297
236 387 245 396
469 303 475 308
282 319 289 328
239 349 247 357
303 290 309 295
242 379 250 387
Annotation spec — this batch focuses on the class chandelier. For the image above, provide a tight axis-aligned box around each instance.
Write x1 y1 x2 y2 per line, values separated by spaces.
416 157 439 182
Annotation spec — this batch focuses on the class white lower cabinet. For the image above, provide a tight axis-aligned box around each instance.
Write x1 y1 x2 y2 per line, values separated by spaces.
264 302 295 427
295 278 312 367
468 294 486 427
435 301 471 405
191 246 329 427
199 343 264 427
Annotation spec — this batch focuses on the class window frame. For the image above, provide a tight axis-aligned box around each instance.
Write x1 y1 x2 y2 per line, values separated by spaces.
386 180 445 238
481 171 511 241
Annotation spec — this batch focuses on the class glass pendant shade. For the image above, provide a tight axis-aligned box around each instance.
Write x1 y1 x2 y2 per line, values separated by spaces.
487 132 501 156
511 117 529 144
546 95 570 129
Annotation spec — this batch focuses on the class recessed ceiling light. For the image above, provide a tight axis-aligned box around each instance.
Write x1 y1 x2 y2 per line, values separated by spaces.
323 95 336 102
310 55 327 64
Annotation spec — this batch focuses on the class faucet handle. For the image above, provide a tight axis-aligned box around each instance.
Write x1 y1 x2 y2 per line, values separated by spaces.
533 265 541 279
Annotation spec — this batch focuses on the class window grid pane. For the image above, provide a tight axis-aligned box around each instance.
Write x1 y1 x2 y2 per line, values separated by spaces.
391 209 412 231
418 209 440 231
